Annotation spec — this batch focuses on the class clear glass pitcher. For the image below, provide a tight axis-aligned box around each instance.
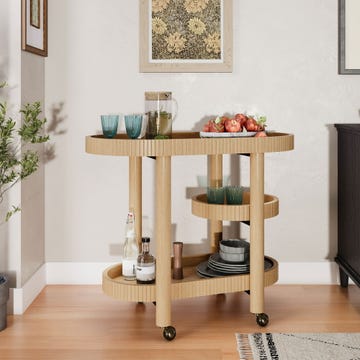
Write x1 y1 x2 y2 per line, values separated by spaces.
144 92 177 139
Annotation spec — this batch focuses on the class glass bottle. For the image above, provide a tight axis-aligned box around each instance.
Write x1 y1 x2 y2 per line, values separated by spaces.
122 212 139 280
136 237 156 284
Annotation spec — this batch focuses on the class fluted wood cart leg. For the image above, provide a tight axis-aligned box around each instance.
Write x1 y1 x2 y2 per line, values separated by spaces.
249 153 265 315
129 156 142 246
155 156 172 329
208 154 223 252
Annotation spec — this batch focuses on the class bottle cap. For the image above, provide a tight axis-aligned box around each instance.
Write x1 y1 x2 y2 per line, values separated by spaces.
142 237 150 243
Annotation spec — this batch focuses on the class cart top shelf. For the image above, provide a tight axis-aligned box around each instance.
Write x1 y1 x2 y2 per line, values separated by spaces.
86 131 294 157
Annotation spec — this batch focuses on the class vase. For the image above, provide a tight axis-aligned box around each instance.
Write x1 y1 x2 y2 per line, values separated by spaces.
0 275 9 331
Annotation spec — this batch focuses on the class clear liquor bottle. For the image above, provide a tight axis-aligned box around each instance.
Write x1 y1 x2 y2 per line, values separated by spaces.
122 212 139 280
136 237 155 284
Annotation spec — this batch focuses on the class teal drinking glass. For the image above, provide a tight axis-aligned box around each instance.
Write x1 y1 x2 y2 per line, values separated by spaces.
101 115 119 138
225 186 244 205
124 114 143 139
207 187 225 204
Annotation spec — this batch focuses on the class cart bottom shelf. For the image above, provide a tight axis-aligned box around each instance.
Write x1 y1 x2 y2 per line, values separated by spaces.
102 254 278 303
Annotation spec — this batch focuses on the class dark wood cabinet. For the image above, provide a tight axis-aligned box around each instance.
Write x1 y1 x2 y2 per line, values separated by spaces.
335 124 360 287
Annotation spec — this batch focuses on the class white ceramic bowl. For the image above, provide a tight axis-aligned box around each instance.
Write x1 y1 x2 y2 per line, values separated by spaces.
219 250 248 263
220 239 250 254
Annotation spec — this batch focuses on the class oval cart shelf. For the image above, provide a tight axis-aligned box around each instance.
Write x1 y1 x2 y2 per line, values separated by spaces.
192 192 279 221
86 131 294 340
103 256 278 303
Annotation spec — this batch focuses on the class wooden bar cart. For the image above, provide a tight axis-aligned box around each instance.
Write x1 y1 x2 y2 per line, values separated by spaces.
85 131 294 340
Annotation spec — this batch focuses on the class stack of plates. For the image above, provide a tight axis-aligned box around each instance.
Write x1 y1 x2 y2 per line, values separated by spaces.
196 253 273 278
208 253 249 273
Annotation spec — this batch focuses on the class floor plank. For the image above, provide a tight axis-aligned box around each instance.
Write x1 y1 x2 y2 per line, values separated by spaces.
0 285 359 359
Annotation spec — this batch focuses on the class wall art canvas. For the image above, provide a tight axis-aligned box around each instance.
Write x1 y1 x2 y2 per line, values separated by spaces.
339 0 360 74
22 0 48 57
140 0 233 72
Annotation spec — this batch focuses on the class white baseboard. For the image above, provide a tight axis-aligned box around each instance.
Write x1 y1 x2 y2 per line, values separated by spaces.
12 264 47 315
277 261 354 285
46 262 115 284
11 261 353 314
45 261 351 285
45 261 350 285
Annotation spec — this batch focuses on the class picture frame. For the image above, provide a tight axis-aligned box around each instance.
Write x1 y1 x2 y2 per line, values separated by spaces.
139 0 233 73
22 0 48 57
339 0 360 74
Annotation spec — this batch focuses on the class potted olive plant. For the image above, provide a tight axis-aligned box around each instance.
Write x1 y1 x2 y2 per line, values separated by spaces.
0 81 49 330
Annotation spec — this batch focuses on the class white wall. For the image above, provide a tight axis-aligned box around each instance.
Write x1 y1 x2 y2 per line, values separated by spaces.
0 0 22 288
21 51 46 286
45 0 360 266
1 0 45 288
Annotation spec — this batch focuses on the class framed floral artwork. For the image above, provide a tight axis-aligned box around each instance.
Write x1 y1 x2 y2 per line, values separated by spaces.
21 0 48 57
139 0 233 73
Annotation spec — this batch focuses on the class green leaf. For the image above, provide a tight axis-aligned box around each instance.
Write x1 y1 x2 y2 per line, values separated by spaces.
214 116 222 124
18 102 49 143
0 85 50 220
5 205 20 222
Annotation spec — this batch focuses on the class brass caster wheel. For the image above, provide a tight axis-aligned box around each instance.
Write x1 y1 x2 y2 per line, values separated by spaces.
163 326 176 341
256 313 269 327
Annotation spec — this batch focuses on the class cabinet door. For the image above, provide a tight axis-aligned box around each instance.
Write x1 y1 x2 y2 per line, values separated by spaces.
337 126 360 277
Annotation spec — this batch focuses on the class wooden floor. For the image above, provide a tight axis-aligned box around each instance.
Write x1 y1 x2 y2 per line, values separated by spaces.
0 285 359 359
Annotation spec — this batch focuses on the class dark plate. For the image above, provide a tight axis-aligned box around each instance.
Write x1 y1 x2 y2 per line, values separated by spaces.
209 253 249 268
208 261 249 273
196 257 274 278
196 261 231 278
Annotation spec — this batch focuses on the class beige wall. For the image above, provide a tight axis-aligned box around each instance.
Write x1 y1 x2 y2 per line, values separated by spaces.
21 53 46 286
44 0 360 265
0 0 22 288
0 1 45 287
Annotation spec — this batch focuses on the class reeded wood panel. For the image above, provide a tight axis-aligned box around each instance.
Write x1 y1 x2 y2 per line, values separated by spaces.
335 124 360 287
86 132 294 157
103 264 156 302
102 257 278 302
192 192 279 221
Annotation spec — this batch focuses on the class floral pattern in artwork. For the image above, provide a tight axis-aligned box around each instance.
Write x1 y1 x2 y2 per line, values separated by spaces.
151 0 222 60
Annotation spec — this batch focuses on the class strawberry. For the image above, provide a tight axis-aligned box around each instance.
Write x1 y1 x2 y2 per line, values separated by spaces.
202 122 211 132
224 118 241 132
208 117 225 132
235 113 248 128
255 131 267 137
245 117 257 131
